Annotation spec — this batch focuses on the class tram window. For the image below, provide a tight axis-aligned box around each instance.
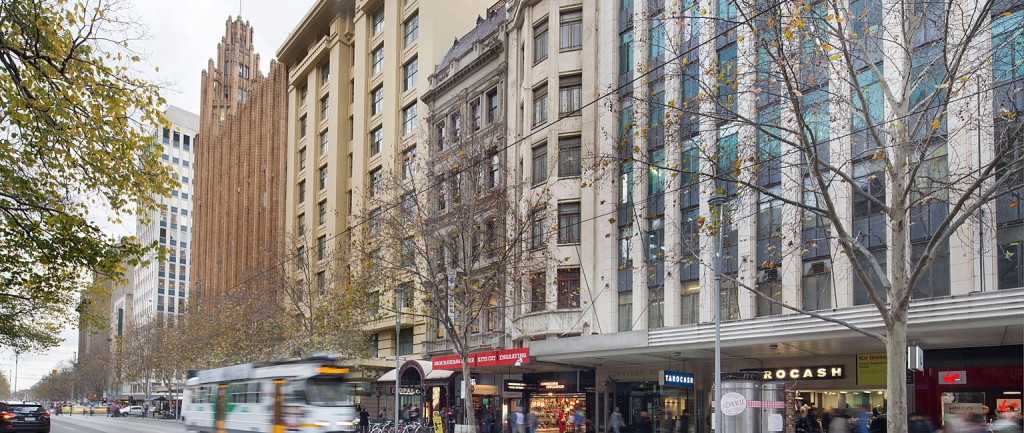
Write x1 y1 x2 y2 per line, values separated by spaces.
305 378 351 406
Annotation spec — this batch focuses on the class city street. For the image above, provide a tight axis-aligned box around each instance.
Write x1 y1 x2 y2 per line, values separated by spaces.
50 415 185 433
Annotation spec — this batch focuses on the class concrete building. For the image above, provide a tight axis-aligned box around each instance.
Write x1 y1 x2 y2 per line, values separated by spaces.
107 265 134 399
193 16 288 306
496 0 1024 431
277 0 488 363
133 106 200 322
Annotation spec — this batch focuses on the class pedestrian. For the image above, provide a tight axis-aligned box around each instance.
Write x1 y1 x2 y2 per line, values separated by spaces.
528 409 540 433
829 409 851 433
633 411 653 433
678 409 691 433
869 408 886 433
360 406 370 433
516 407 526 433
992 411 1022 433
608 407 624 433
575 408 585 433
909 412 934 433
797 408 823 433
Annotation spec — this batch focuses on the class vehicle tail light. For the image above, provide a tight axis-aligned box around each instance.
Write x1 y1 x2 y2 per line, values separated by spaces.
41 412 51 419
1 411 13 421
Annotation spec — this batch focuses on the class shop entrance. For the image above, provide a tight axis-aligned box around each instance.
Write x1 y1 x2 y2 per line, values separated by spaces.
614 382 694 433
530 393 587 433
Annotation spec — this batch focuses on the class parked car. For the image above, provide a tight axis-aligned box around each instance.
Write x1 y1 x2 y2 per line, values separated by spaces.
123 405 144 417
0 402 51 432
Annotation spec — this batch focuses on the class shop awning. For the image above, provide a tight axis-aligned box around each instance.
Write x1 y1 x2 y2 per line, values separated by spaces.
376 360 454 382
144 396 167 402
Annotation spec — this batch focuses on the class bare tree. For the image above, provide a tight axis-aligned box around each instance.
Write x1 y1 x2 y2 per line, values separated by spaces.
604 0 1023 431
351 115 549 428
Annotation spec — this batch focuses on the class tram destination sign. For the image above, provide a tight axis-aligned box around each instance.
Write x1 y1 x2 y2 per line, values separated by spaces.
760 365 846 381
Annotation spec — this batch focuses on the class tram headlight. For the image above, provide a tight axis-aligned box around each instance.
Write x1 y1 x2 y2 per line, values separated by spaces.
315 421 332 427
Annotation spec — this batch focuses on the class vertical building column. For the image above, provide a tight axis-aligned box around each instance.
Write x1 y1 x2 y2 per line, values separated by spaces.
662 0 684 327
631 0 651 330
697 0 720 324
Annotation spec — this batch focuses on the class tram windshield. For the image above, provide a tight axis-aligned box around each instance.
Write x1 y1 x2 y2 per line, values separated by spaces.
305 377 352 406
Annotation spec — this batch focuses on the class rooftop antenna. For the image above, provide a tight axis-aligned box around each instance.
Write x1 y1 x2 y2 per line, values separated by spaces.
238 0 242 17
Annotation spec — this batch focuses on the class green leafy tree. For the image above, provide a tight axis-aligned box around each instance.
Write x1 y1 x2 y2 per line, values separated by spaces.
0 0 173 352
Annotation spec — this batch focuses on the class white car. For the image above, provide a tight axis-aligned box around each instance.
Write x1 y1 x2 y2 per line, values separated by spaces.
122 406 144 417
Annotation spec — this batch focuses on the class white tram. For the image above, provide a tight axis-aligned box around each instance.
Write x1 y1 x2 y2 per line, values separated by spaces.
182 357 359 433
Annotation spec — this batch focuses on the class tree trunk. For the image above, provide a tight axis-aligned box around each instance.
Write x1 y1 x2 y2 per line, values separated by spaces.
462 360 476 432
885 314 908 433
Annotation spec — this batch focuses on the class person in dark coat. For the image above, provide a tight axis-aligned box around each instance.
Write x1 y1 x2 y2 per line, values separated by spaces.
634 411 653 433
360 407 370 433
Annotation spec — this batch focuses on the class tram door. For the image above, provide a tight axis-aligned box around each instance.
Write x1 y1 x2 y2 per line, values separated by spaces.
215 384 228 433
272 380 286 433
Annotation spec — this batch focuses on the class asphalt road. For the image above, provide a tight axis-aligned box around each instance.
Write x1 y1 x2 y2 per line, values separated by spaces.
50 415 186 433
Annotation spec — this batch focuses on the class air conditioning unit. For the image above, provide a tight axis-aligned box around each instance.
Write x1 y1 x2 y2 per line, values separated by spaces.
757 269 779 283
807 260 831 275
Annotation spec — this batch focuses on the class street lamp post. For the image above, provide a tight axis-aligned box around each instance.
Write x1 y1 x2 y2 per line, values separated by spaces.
395 286 404 431
708 193 727 432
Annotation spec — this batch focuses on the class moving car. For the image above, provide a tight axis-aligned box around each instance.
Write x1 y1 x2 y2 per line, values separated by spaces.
0 402 51 432
123 405 144 417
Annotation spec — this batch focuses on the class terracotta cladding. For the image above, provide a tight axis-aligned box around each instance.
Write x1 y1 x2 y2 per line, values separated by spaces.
193 20 288 305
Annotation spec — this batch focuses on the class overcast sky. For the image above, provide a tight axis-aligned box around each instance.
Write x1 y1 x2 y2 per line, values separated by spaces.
0 0 316 393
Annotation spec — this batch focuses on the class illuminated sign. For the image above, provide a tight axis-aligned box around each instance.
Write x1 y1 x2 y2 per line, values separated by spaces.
660 370 694 388
939 370 967 385
539 380 566 391
505 381 534 392
761 366 845 380
398 387 423 395
318 366 350 375
432 348 530 370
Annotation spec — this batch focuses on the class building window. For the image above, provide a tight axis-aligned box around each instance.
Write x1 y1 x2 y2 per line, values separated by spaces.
681 281 699 325
999 225 1024 290
533 86 548 126
648 286 664 329
618 293 633 332
402 103 418 135
320 61 329 85
317 235 327 260
802 260 832 311
297 213 306 236
398 327 413 356
318 165 328 190
530 208 545 249
371 45 384 76
299 115 307 137
558 203 581 244
533 20 549 63
402 146 417 179
298 180 306 203
300 85 308 105
530 272 546 312
532 143 547 185
298 147 307 170
450 111 461 142
400 237 414 267
372 8 385 36
470 100 481 131
559 75 582 116
319 131 328 155
487 89 499 123
556 268 581 309
559 10 582 51
319 95 329 119
370 167 382 197
756 271 782 317
720 278 740 320
404 13 419 47
370 127 383 156
371 85 384 115
558 136 581 177
852 249 887 305
318 200 327 226
619 30 634 75
435 122 446 151
403 56 418 91
490 153 501 188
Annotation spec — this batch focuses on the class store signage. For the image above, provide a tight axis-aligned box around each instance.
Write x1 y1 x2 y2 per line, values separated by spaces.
998 399 1021 412
539 380 567 391
939 370 967 385
431 348 529 370
398 387 422 395
659 370 694 388
856 353 887 386
473 385 499 395
761 366 845 380
504 381 534 392
720 392 747 416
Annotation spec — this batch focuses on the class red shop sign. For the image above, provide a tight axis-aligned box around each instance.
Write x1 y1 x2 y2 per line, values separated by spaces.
431 348 529 370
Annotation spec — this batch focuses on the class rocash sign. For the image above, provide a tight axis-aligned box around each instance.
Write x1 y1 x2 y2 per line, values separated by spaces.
761 366 845 381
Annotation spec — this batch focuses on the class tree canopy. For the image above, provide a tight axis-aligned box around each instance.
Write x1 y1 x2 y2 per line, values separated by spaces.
0 0 173 352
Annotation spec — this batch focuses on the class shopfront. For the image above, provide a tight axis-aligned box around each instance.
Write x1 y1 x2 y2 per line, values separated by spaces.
514 371 596 433
375 360 456 427
914 345 1023 428
596 366 695 433
430 348 531 431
